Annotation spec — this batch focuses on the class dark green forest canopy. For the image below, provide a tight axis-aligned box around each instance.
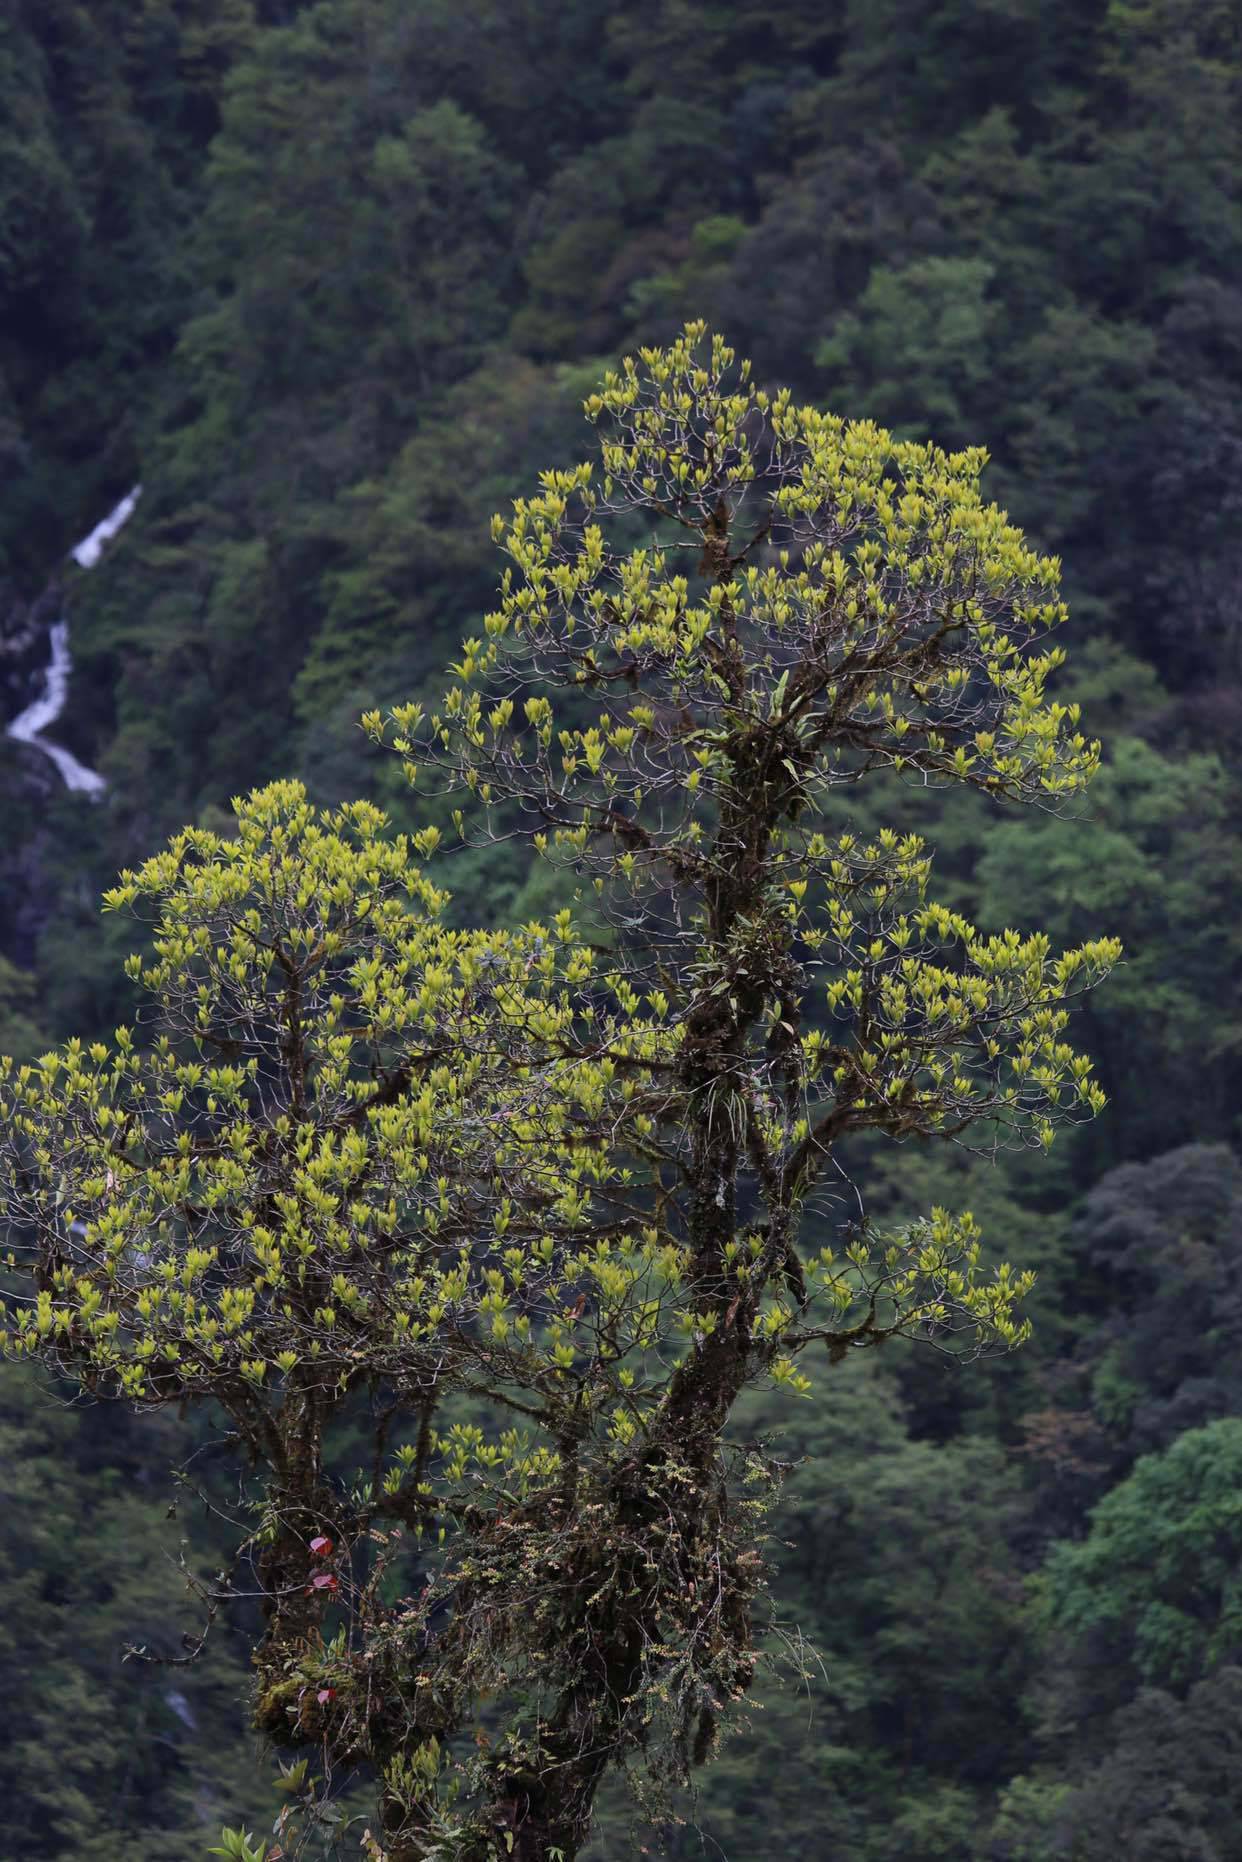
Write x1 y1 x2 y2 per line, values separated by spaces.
0 1 1240 1857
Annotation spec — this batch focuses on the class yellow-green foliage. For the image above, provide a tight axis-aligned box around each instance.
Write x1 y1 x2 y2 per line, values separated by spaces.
366 326 1119 1374
0 777 1113 1420
373 322 1099 904
0 332 1120 1859
0 782 675 1433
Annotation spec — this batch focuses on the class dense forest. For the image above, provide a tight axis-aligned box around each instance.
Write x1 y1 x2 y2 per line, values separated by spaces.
2 0 1241 1855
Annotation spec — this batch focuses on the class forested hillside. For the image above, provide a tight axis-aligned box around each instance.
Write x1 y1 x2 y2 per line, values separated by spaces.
2 1 1241 1855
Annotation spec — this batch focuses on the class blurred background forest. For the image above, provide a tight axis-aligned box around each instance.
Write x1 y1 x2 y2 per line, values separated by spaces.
2 0 1242 1856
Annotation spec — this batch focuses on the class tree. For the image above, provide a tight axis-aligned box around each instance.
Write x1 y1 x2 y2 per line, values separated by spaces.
1014 1426 1242 1860
1068 1145 1242 1458
1 329 1116 1861
975 737 1242 1159
1042 1419 1242 1710
1047 1667 1242 1861
0 1363 264 1860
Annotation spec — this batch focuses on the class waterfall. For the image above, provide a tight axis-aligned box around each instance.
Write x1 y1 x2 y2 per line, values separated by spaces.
5 486 141 795
7 621 106 795
70 486 142 570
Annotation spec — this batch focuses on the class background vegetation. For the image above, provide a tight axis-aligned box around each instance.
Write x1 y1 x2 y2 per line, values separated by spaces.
1 0 1240 1854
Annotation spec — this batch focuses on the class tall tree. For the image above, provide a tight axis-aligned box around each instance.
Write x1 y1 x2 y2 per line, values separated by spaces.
2 331 1115 1860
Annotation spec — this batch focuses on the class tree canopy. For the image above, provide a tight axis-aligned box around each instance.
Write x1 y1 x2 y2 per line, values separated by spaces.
1 331 1118 1860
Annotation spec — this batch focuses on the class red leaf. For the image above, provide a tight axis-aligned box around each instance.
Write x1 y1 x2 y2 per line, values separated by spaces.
308 1535 334 1558
308 1572 339 1593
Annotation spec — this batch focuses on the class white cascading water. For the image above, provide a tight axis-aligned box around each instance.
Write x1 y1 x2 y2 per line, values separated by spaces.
6 621 106 795
69 485 141 571
5 486 141 795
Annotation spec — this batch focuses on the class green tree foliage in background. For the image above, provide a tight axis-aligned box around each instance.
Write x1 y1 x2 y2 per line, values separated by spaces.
994 1424 1242 1860
0 1363 266 1861
1 333 1116 1858
1044 1419 1242 1704
2 1 1242 1856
